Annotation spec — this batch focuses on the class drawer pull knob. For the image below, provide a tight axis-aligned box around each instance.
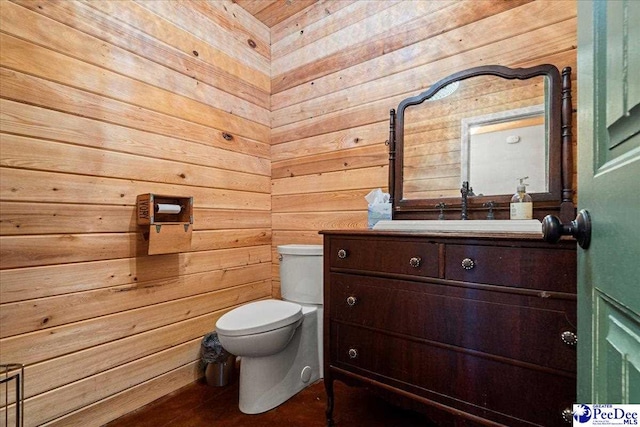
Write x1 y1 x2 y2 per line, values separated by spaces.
561 407 573 423
337 249 348 259
348 348 358 359
346 296 357 307
409 257 421 268
561 331 577 346
461 258 475 270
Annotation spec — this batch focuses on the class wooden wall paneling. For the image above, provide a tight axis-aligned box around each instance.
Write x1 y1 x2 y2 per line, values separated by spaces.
271 1 575 110
271 0 539 95
0 203 271 236
40 362 202 427
0 202 137 236
195 209 271 229
1 309 229 403
136 0 270 74
240 0 317 28
1 0 272 424
37 364 200 427
272 19 577 128
182 0 271 61
271 96 405 145
272 211 365 232
271 0 458 91
272 143 387 179
270 0 390 60
0 168 270 209
12 0 270 99
272 230 324 248
0 248 271 303
91 2 271 103
271 121 388 162
272 189 370 213
0 37 268 141
0 280 271 365
1 1 269 126
234 0 276 16
0 266 272 339
271 166 387 196
1 233 270 272
0 70 270 159
0 33 268 141
3 340 203 425
0 134 270 193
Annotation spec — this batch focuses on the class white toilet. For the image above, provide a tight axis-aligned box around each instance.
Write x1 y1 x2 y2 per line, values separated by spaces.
215 244 323 414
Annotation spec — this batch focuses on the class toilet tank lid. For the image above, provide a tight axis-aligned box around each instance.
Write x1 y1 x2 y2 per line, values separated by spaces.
216 299 302 336
277 244 323 256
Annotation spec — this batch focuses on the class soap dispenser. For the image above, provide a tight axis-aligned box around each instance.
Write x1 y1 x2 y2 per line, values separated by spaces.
510 177 532 220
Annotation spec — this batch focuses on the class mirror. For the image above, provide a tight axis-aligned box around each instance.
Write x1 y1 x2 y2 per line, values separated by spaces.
461 103 547 196
388 64 574 221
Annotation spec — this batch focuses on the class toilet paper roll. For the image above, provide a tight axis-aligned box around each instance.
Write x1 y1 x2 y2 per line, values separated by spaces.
156 203 182 214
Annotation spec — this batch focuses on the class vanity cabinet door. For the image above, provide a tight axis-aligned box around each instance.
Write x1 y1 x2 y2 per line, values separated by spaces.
329 237 439 278
445 244 577 293
330 273 576 372
332 323 575 427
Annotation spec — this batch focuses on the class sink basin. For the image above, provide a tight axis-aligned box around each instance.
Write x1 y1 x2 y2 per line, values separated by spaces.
372 220 542 234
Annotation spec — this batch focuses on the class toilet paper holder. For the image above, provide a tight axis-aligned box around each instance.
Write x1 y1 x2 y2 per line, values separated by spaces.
137 193 193 255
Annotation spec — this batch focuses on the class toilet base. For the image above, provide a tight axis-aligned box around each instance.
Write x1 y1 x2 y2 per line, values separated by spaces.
238 307 320 414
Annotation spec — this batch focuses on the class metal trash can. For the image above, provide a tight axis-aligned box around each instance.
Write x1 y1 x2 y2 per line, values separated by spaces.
205 354 236 387
201 332 235 387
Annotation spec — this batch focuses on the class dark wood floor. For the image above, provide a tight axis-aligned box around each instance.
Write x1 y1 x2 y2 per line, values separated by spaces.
105 371 435 426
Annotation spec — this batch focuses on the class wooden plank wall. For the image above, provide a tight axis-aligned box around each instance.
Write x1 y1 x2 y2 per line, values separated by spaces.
270 0 578 295
0 0 578 424
0 1 271 425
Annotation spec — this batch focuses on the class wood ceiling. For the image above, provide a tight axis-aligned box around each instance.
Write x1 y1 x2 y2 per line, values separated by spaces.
235 0 317 27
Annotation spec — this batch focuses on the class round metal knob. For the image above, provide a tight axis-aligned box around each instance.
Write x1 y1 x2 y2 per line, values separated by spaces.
346 296 357 307
561 331 577 346
561 407 573 423
409 257 421 268
337 249 348 259
461 258 475 270
348 348 358 359
542 210 592 249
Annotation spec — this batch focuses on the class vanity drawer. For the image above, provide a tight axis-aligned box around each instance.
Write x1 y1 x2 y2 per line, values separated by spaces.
329 237 439 278
330 273 576 372
332 323 575 427
445 244 577 292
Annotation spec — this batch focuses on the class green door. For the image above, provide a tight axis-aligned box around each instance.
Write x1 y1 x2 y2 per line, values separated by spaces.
577 0 640 403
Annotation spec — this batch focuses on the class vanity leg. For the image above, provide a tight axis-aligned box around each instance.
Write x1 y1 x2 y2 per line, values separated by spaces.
324 376 334 426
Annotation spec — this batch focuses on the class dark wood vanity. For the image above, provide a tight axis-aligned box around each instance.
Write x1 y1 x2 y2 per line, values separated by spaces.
322 230 577 426
321 64 578 426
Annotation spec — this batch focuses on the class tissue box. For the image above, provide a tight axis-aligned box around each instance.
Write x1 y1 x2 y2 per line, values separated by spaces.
368 203 392 229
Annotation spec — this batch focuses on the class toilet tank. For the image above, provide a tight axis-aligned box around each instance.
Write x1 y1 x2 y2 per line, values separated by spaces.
277 244 323 304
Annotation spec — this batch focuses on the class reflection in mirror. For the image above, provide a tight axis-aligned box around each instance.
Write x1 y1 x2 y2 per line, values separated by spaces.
402 74 548 201
461 104 547 196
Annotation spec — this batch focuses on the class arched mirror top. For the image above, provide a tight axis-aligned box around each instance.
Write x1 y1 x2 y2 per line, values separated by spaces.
388 64 574 221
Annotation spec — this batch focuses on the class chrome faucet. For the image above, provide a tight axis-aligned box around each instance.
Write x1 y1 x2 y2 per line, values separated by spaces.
460 181 472 220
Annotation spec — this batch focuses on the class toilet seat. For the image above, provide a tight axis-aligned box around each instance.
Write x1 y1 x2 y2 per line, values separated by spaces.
216 299 302 337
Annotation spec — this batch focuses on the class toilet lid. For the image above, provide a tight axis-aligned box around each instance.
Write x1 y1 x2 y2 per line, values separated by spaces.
216 299 303 337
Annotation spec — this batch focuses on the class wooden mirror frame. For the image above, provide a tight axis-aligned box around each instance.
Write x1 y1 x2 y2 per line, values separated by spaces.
388 64 574 222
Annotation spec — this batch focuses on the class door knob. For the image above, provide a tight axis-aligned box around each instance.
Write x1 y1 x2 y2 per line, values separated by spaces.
542 209 592 249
